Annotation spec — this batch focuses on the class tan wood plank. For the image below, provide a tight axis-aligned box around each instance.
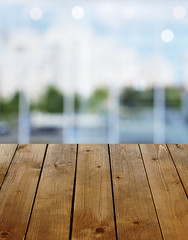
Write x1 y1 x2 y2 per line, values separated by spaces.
140 144 188 240
26 144 77 240
72 144 116 239
110 144 163 240
167 144 188 195
0 144 47 240
0 144 17 188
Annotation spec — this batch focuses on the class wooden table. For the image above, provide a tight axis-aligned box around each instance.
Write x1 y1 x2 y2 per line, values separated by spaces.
0 144 187 240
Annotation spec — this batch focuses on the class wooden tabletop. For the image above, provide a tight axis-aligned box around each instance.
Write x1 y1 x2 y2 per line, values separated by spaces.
0 144 187 240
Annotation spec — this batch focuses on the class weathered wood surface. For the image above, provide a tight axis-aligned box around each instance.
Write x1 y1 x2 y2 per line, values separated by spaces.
0 144 17 187
0 144 187 240
140 144 188 240
110 144 163 240
72 144 116 239
26 144 77 240
0 144 47 240
167 144 188 196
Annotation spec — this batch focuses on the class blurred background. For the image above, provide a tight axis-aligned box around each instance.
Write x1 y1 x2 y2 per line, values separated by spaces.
0 0 188 143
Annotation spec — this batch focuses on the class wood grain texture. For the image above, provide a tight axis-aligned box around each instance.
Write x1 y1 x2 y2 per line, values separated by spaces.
26 144 77 240
167 144 188 196
0 144 46 240
72 144 116 240
110 144 163 240
140 144 188 240
0 144 17 187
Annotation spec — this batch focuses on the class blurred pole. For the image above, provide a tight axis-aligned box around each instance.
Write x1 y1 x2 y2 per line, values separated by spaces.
62 38 77 143
78 32 91 113
107 41 120 143
63 93 75 143
153 20 166 143
184 92 188 122
183 52 188 122
108 86 120 143
0 69 1 117
153 86 165 143
18 6 30 143
0 26 7 120
18 67 30 143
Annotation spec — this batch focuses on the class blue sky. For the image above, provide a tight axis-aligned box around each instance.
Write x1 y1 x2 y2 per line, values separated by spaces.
0 0 188 86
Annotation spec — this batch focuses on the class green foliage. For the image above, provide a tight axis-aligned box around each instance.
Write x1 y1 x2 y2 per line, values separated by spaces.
165 87 181 109
120 88 154 107
0 86 182 116
74 93 81 113
1 91 19 115
120 87 182 109
33 85 63 113
88 88 108 112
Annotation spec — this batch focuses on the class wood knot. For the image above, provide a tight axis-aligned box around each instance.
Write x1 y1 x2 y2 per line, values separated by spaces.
173 181 180 185
152 157 159 161
116 176 122 179
132 220 140 225
176 144 183 149
86 150 91 152
17 145 27 150
54 163 60 169
1 232 9 236
97 165 101 168
96 227 104 233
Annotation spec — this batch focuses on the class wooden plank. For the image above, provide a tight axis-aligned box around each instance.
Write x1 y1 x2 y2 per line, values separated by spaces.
109 144 163 240
26 144 77 240
167 144 188 196
72 144 116 239
140 144 188 240
0 144 17 187
0 144 46 240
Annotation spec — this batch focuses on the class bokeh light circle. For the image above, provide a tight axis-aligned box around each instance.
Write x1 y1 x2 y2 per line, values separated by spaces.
30 8 43 21
173 6 186 19
72 6 84 20
161 29 174 43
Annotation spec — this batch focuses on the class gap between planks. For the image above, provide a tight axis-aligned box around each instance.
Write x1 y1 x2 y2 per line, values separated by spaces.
1 144 187 240
0 144 48 240
166 144 188 198
139 144 188 240
24 144 77 240
0 144 18 189
138 144 164 240
71 144 117 239
108 144 119 240
24 144 49 240
110 144 163 240
69 144 79 240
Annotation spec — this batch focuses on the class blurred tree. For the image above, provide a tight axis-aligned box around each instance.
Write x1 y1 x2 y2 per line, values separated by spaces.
74 93 81 113
120 87 154 107
33 85 63 113
0 86 182 116
88 88 108 112
165 87 181 109
1 91 19 115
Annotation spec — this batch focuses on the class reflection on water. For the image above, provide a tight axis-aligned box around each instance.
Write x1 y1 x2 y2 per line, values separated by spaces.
0 108 188 143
